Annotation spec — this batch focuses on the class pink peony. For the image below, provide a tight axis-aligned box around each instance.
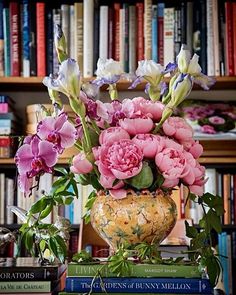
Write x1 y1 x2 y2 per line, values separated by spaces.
70 152 93 174
189 163 207 196
182 139 203 159
208 116 225 125
99 175 124 189
163 137 183 151
131 96 164 121
201 125 216 134
155 147 188 188
132 134 164 158
96 139 143 180
119 117 154 135
99 127 130 145
162 116 193 141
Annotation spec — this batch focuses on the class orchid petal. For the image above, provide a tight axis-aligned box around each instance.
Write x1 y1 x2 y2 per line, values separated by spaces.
15 144 34 174
59 121 77 148
38 141 58 167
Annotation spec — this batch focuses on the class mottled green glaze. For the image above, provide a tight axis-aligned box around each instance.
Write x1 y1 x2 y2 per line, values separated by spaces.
90 190 177 250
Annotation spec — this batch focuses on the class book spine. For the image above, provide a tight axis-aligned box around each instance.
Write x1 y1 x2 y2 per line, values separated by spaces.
74 3 83 75
65 277 212 293
46 7 53 75
29 2 36 76
99 6 108 60
113 3 120 61
93 0 99 73
136 2 144 61
69 5 75 60
67 263 201 278
206 0 215 76
6 177 14 224
151 5 158 62
0 281 51 293
174 7 181 60
164 7 175 66
144 0 152 59
0 0 3 77
128 5 136 73
212 0 220 76
10 2 20 77
180 1 186 45
186 2 193 54
223 173 231 224
122 3 129 73
107 7 113 59
36 2 46 76
232 3 236 75
157 3 164 64
83 0 94 78
22 0 30 77
52 9 61 74
200 0 207 74
225 2 234 76
3 8 10 77
0 173 4 224
0 103 9 113
61 4 70 55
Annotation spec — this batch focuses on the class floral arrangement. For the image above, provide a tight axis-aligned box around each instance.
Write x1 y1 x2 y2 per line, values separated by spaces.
177 100 236 134
14 26 223 286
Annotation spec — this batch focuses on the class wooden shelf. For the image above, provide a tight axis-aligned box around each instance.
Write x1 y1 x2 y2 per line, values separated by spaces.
0 157 70 165
1 76 236 91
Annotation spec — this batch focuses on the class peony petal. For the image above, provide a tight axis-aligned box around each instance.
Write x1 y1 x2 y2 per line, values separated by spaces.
109 189 127 199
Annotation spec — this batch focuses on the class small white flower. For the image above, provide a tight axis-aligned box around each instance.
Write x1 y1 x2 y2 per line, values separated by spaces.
95 58 123 82
170 73 193 107
136 60 164 85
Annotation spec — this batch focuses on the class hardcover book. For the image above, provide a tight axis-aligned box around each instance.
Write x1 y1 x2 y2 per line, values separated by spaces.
65 277 212 294
0 257 66 281
67 263 202 278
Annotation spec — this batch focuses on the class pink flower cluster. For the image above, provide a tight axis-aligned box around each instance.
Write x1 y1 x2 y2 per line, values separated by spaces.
70 97 206 199
15 113 77 193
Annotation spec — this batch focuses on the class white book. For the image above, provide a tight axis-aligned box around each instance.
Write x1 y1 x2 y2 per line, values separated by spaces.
206 0 215 76
83 0 94 78
99 6 108 60
0 173 5 224
73 183 83 225
53 9 61 74
61 4 70 55
69 5 75 60
6 178 14 224
204 168 218 195
74 2 83 74
212 0 220 76
17 188 24 224
129 5 136 74
164 8 175 67
144 0 152 60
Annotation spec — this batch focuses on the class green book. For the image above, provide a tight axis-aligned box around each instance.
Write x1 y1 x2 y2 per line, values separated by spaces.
0 281 51 293
67 263 202 278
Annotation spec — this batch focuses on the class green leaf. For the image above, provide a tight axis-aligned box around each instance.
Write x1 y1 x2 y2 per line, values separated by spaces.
70 179 79 197
85 191 97 210
64 196 74 205
39 240 46 252
149 173 165 191
185 220 198 238
189 193 197 201
48 237 59 259
206 209 222 233
54 167 68 175
30 197 47 214
72 250 94 263
126 162 153 190
25 229 34 253
204 255 221 286
54 235 67 263
40 203 53 220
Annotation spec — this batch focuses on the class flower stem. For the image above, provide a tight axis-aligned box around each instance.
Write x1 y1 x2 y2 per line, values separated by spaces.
91 119 101 135
80 116 92 153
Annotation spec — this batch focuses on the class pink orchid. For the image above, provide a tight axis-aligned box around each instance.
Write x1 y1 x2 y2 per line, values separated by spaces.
70 152 93 174
99 127 130 146
119 117 154 135
15 135 58 180
132 134 164 158
95 139 143 180
37 112 77 153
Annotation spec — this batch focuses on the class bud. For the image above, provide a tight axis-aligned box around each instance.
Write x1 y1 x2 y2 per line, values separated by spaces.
54 24 68 63
177 44 191 74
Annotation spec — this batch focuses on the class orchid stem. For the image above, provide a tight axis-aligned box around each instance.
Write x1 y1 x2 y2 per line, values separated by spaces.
91 119 101 135
80 117 92 153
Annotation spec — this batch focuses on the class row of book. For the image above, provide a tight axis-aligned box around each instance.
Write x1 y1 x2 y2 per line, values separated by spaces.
0 172 93 225
0 257 66 294
0 0 236 78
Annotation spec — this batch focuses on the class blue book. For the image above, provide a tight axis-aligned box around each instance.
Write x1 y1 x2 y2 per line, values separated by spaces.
22 0 30 77
3 8 10 76
65 277 213 294
151 5 158 62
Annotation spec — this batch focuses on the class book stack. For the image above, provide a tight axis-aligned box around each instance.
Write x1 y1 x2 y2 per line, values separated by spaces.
0 257 66 295
0 95 21 158
59 262 213 295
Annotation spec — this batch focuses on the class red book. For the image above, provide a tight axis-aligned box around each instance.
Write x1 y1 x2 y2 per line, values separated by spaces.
136 2 144 61
0 136 12 147
108 7 113 59
9 2 20 76
113 3 120 61
232 3 236 75
225 2 234 76
36 2 46 76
